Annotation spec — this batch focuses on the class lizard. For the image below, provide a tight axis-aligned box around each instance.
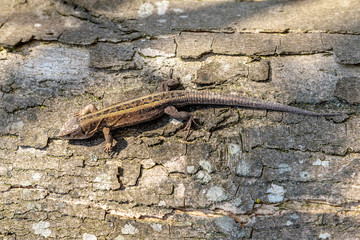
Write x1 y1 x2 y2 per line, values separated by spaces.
58 72 341 153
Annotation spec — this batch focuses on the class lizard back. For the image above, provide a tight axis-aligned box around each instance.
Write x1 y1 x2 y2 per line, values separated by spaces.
79 90 339 132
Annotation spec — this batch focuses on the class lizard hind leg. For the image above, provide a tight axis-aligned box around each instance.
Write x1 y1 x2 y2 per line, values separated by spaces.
159 68 179 92
164 106 198 140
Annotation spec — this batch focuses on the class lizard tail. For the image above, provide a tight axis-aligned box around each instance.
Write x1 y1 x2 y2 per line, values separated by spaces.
182 91 341 117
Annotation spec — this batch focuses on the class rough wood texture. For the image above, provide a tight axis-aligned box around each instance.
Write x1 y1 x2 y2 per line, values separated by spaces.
0 0 359 239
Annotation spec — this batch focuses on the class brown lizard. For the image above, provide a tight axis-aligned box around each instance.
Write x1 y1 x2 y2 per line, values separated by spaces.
58 76 341 153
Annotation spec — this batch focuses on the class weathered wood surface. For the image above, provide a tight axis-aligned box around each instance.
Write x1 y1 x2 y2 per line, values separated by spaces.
0 0 359 239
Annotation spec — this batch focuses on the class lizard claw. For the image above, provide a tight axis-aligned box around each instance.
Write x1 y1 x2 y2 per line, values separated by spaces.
183 116 197 140
104 143 113 154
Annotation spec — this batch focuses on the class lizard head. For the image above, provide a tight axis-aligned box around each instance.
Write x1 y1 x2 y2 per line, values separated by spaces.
58 117 93 140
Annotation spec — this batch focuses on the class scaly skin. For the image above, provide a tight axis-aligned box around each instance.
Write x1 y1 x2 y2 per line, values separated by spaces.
58 90 341 153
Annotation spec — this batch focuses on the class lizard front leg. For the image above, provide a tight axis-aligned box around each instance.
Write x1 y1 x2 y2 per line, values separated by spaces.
75 104 97 116
102 127 117 153
164 106 197 139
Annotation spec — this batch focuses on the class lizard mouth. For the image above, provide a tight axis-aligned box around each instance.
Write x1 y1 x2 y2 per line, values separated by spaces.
58 116 83 139
58 127 74 139
58 131 71 139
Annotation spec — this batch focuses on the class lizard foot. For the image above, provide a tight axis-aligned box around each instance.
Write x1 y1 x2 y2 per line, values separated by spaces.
102 127 117 154
183 116 198 140
104 143 114 154
158 68 179 91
